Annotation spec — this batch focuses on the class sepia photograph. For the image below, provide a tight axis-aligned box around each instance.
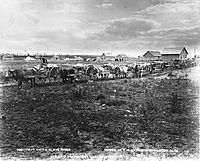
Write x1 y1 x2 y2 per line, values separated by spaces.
0 0 199 160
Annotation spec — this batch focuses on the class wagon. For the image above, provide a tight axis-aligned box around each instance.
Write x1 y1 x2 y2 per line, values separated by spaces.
153 66 162 73
20 64 61 87
73 64 87 81
35 66 60 84
139 69 148 77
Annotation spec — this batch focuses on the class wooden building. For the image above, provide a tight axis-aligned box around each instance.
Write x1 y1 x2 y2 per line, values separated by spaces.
64 56 83 61
51 55 61 60
2 54 14 60
115 54 129 61
101 53 115 61
143 51 161 60
161 47 188 60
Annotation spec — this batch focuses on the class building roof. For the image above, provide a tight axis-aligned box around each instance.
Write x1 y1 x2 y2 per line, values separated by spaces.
144 51 161 57
117 54 128 57
162 47 188 55
102 52 113 56
106 56 115 59
161 53 180 56
3 54 14 57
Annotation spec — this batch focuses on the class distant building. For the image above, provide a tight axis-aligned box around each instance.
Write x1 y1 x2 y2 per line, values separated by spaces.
101 53 115 61
115 54 129 61
51 55 61 60
101 53 106 60
161 47 188 60
35 55 54 60
95 56 102 61
86 58 93 61
43 55 54 60
64 56 83 61
2 54 14 60
13 55 27 60
75 56 83 61
143 51 161 60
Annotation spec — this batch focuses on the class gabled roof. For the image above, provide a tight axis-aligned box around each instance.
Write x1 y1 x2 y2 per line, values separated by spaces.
144 51 161 57
102 52 113 56
106 56 115 59
161 53 180 55
117 54 128 57
162 47 188 55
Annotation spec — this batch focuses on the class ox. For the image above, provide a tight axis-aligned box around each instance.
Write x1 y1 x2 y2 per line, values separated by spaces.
60 68 76 83
97 66 110 80
7 68 37 88
119 66 129 78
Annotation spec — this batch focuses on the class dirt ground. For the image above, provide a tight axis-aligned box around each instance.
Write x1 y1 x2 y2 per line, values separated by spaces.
0 65 199 160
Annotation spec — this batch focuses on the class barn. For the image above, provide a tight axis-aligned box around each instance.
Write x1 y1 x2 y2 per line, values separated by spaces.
143 51 161 60
161 47 188 61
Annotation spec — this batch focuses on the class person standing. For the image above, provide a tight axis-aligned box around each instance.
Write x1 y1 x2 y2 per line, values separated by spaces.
135 65 139 78
38 57 48 71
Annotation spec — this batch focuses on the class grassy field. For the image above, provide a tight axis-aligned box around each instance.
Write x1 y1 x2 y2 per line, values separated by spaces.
0 60 199 160
0 71 199 158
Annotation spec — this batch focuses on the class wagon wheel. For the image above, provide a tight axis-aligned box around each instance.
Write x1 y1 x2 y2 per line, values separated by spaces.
55 73 62 83
75 72 83 81
92 74 98 81
81 73 87 81
48 67 61 83
85 74 91 82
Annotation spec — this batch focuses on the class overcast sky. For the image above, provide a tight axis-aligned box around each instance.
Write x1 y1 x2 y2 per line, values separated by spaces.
0 0 199 56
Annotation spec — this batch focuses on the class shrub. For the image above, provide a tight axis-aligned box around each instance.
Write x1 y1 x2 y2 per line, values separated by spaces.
101 99 126 106
96 94 105 100
169 92 184 114
70 86 92 102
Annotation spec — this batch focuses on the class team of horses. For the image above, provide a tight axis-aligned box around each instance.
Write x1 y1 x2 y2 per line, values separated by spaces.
4 58 197 88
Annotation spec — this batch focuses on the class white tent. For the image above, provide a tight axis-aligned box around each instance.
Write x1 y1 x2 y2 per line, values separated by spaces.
24 56 36 61
46 64 58 68
73 63 85 67
64 58 71 61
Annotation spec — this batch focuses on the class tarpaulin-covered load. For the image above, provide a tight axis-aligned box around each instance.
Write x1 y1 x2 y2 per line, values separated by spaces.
24 56 36 61
73 63 85 67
